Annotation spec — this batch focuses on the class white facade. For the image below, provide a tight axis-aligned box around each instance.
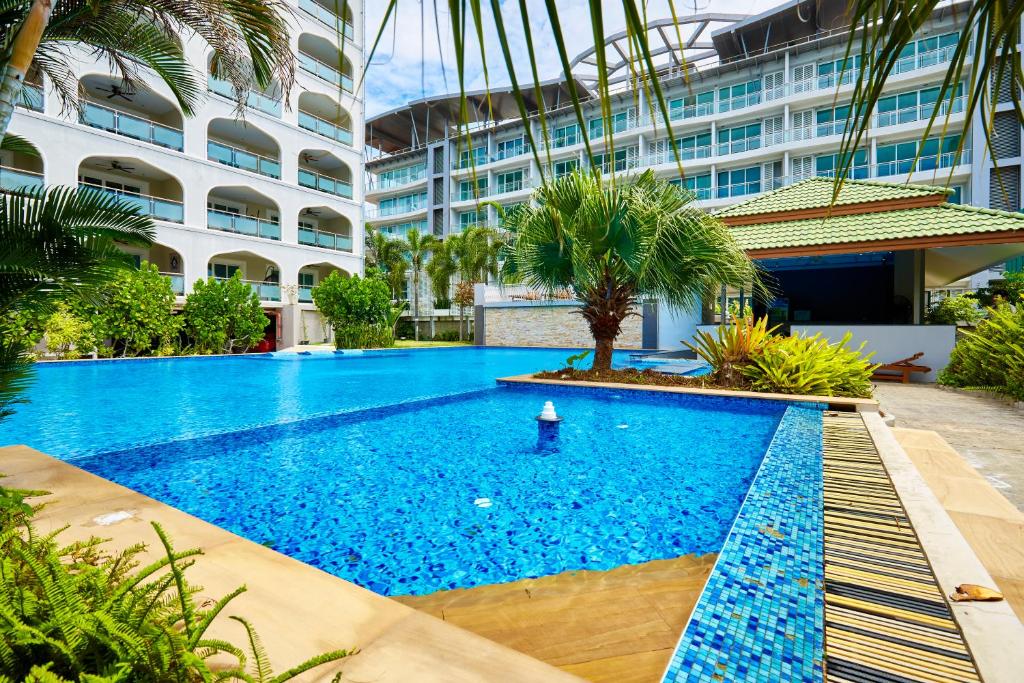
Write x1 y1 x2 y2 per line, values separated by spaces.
3 0 365 348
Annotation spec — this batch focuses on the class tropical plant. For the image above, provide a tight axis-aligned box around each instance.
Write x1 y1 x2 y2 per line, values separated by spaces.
564 350 591 371
364 227 409 300
972 271 1024 308
405 227 437 340
425 238 457 309
452 280 475 341
311 272 394 349
684 315 779 387
926 294 983 326
446 226 499 341
0 185 154 420
183 273 269 354
0 0 295 138
501 171 759 370
89 261 181 357
743 332 877 398
939 299 1024 399
0 502 352 681
42 302 95 359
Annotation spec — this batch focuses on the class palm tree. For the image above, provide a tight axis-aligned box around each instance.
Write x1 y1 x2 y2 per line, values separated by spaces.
501 170 759 370
447 226 499 340
405 227 437 340
425 237 457 338
364 226 409 301
0 186 155 418
0 0 295 137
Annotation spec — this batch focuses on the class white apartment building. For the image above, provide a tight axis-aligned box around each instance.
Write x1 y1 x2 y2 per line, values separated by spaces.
364 0 1024 335
3 0 366 349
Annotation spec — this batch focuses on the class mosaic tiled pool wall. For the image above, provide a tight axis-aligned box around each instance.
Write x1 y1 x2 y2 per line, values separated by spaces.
663 405 825 683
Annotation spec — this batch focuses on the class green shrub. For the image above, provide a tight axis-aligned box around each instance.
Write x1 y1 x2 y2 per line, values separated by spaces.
433 329 461 342
743 332 876 398
939 301 1024 399
683 316 778 387
334 322 394 349
91 261 182 357
43 303 96 359
184 273 269 354
926 294 983 326
0 502 352 682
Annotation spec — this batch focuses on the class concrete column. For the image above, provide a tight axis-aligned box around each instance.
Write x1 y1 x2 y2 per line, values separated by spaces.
893 249 926 324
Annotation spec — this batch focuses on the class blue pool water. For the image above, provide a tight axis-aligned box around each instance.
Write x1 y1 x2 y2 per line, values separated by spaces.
1 348 784 597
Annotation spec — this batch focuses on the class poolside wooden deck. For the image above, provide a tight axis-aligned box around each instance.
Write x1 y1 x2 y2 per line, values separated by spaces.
822 413 981 682
393 553 716 682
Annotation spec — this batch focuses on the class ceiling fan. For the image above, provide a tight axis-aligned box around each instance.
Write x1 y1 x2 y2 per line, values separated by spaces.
302 208 321 217
95 84 135 102
301 152 327 164
108 160 136 174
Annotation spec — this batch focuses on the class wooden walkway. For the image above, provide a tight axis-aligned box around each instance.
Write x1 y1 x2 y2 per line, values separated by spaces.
822 412 981 683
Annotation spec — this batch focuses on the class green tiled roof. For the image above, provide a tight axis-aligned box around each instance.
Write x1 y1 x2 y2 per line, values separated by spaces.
716 177 952 218
732 203 1024 252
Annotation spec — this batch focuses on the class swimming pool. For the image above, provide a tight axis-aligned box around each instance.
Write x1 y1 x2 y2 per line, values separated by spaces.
1 348 784 596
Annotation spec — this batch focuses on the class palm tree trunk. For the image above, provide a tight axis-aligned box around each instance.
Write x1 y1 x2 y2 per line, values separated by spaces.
593 335 615 370
580 278 634 371
413 271 420 341
458 306 465 341
0 0 52 138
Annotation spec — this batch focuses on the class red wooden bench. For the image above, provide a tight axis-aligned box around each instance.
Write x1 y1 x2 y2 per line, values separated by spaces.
871 352 931 383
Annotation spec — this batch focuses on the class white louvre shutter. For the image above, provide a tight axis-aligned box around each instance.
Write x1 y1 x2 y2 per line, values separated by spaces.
791 155 814 181
764 70 785 100
792 63 815 93
791 110 814 141
763 115 783 146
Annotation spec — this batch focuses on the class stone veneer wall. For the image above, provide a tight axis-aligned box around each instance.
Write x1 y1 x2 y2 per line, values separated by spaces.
482 303 643 348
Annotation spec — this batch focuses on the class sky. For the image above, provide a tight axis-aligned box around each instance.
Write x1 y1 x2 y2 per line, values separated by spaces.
362 0 784 117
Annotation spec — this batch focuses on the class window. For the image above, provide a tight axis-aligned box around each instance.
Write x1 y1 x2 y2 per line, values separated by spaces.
815 149 869 179
588 109 632 139
553 158 579 178
876 83 963 126
716 166 761 198
895 32 958 73
948 186 963 204
876 135 962 176
376 163 426 189
669 91 714 120
458 177 487 201
553 123 580 148
496 136 529 160
458 210 482 229
455 145 488 169
717 123 761 155
675 131 713 159
209 262 240 279
495 169 525 193
718 79 761 112
817 55 861 89
591 146 638 174
670 173 712 200
816 105 851 137
379 191 427 216
379 219 428 239
298 272 315 288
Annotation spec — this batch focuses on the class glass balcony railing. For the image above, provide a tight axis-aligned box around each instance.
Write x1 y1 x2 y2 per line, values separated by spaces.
207 76 282 117
79 183 184 223
298 226 353 251
669 102 714 121
646 145 713 166
207 209 281 240
298 284 314 303
18 83 43 112
716 136 762 156
0 166 44 192
298 169 353 199
892 45 957 77
874 150 969 178
717 91 762 113
213 277 280 301
163 272 185 295
207 140 281 179
367 199 428 218
298 110 354 146
716 181 762 199
80 101 184 151
298 0 355 40
494 178 526 194
875 96 964 128
298 52 353 92
369 167 427 191
454 185 488 201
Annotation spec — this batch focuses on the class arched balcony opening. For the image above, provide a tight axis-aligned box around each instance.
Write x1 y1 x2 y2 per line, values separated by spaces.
207 251 282 302
79 75 184 151
207 118 281 179
296 261 350 303
297 92 353 146
78 156 184 223
118 243 185 295
0 138 43 191
18 66 44 113
206 53 283 118
207 186 281 241
298 33 354 93
297 205 353 252
298 0 355 40
298 149 353 199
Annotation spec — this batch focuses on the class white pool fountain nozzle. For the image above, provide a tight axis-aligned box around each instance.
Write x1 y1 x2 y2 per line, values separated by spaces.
537 401 561 422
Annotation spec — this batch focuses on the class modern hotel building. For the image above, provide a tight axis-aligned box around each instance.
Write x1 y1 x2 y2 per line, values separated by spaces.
4 0 366 348
364 0 1024 338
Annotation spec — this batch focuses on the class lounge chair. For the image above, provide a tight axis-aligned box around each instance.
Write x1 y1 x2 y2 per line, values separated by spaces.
872 352 931 383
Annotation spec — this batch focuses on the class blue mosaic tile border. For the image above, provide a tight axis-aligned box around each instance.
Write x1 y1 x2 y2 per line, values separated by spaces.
663 404 825 683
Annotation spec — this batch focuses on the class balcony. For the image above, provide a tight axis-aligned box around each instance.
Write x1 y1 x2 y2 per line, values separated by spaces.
207 75 282 117
79 182 184 223
669 101 714 121
0 165 44 192
646 145 713 166
874 150 969 178
207 208 281 240
212 277 281 301
367 195 428 219
717 91 762 114
369 165 426 191
299 168 353 199
875 96 964 128
298 206 353 251
298 0 355 40
892 44 957 77
298 50 353 92
163 272 185 295
298 109 353 146
207 140 281 179
298 226 353 251
494 176 527 194
18 82 43 112
80 101 184 151
298 284 314 303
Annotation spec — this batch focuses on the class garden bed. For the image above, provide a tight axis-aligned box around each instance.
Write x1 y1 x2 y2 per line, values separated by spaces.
535 367 728 388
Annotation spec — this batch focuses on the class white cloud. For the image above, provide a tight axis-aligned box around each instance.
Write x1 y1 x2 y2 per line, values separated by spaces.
362 0 783 116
